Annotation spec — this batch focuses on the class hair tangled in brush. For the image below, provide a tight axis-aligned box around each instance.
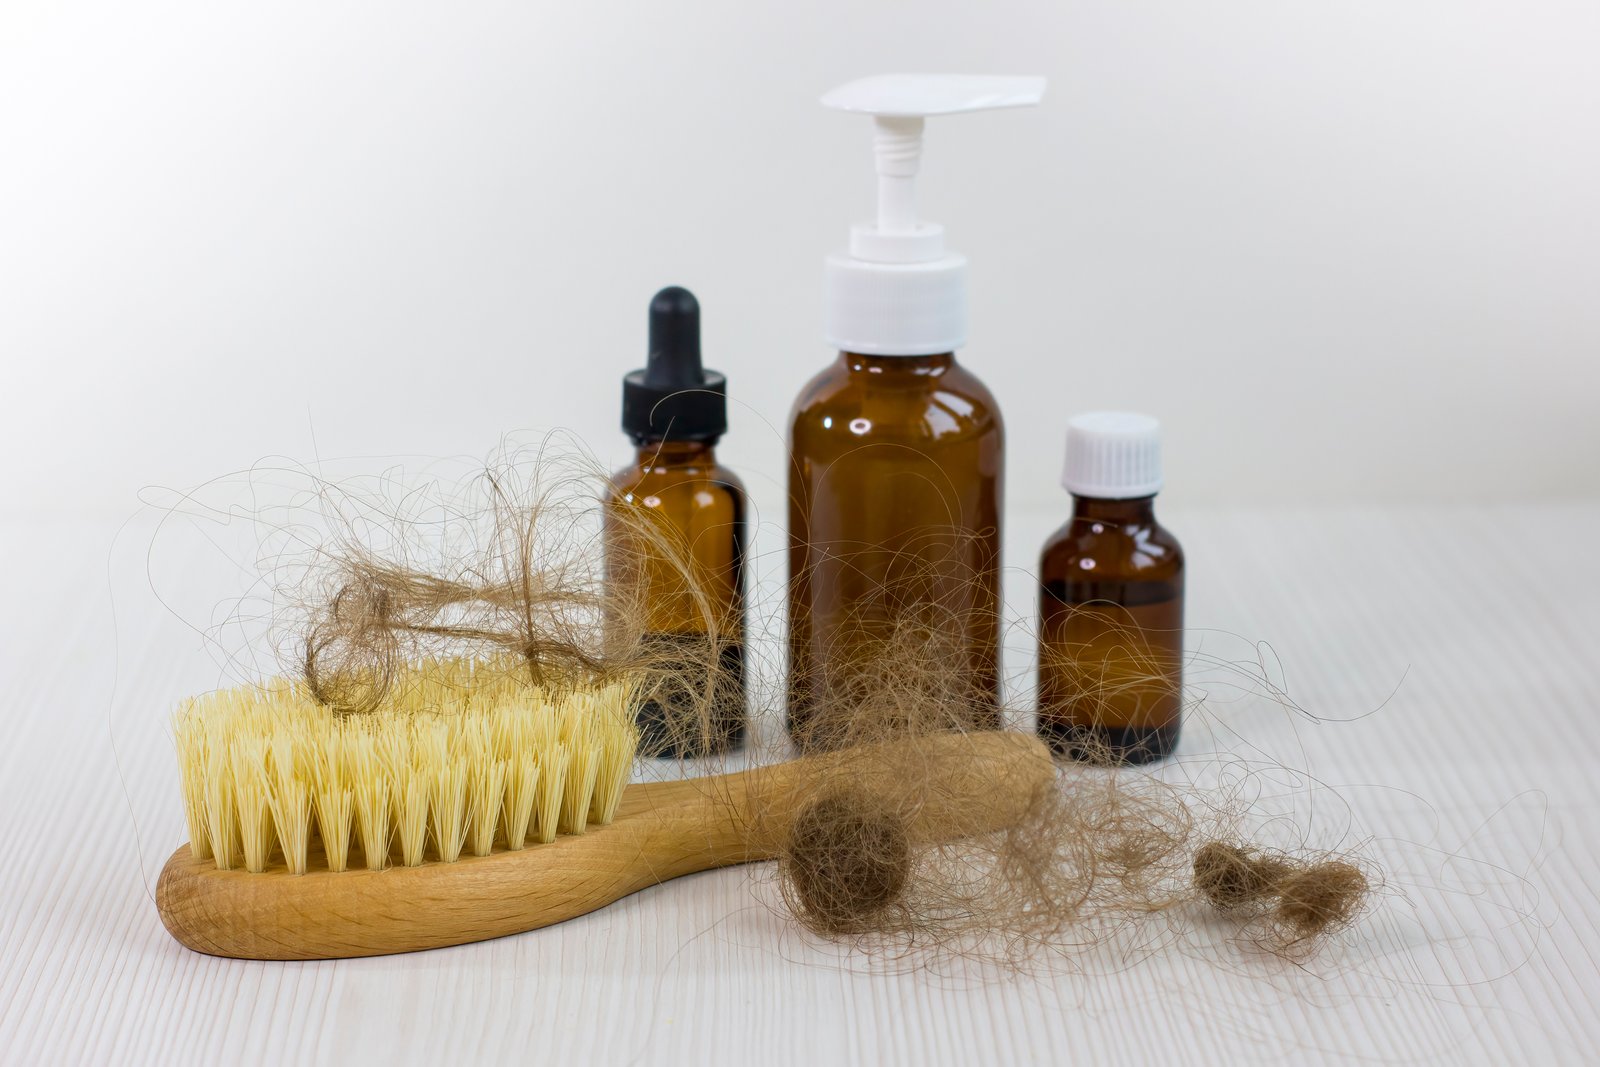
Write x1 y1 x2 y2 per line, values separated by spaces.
289 458 731 749
300 553 616 712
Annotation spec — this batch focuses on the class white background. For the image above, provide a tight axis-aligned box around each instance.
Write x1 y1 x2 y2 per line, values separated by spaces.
4 6 1600 1065
3 0 1598 522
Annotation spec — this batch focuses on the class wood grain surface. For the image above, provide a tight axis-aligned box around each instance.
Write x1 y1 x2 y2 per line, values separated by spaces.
2 505 1597 1065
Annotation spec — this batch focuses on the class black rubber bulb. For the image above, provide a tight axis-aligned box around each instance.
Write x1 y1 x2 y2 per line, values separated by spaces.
643 286 703 388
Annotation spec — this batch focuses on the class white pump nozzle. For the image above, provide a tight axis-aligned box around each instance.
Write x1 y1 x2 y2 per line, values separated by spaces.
820 74 1046 355
822 75 1047 258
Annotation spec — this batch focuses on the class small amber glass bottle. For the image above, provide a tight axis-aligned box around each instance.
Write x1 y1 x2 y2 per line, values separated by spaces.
605 287 747 756
1037 413 1183 764
787 350 1003 748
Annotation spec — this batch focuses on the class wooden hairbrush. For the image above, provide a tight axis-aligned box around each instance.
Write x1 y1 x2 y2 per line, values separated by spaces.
156 729 1054 960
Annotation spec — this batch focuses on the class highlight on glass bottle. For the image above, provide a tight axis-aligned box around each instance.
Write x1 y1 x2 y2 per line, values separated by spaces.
1036 413 1185 765
604 286 747 757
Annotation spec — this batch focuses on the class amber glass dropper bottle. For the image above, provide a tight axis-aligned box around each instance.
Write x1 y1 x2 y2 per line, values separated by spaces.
605 287 747 757
1037 413 1184 764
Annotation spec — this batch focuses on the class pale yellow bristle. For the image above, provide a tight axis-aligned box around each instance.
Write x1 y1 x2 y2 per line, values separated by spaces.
267 773 311 876
202 746 238 870
494 705 540 850
395 754 430 868
590 702 635 827
315 784 354 872
464 716 505 857
174 706 212 861
501 754 540 850
311 731 354 874
534 742 570 845
231 742 274 874
267 735 312 876
349 732 391 870
385 724 427 867
171 659 638 874
559 705 600 836
423 721 468 863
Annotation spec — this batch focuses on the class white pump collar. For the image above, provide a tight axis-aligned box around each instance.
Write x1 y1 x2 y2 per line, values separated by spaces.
820 74 1046 355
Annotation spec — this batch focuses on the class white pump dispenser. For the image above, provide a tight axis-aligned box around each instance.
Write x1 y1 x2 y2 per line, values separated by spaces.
821 74 1046 356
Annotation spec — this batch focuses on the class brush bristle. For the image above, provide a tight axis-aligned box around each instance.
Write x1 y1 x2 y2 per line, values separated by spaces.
172 660 638 873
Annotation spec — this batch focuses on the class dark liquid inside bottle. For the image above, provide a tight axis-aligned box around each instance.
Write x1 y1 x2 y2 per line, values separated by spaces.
788 351 1003 749
1037 495 1184 764
605 441 747 757
631 632 745 758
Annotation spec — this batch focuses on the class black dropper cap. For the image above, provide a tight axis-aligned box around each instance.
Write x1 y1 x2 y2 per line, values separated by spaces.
622 286 728 444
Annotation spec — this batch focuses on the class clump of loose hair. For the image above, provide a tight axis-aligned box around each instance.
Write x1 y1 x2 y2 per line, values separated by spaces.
781 790 913 934
766 741 1208 960
1194 842 1370 951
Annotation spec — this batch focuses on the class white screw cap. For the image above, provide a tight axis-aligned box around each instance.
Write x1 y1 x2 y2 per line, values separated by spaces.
1061 412 1163 499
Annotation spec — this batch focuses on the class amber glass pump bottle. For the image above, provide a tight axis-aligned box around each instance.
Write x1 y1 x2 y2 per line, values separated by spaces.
787 74 1045 748
788 351 1004 746
1037 413 1184 764
605 287 747 757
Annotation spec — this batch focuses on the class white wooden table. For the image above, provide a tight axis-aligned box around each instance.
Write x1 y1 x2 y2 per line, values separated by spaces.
3 503 1597 1065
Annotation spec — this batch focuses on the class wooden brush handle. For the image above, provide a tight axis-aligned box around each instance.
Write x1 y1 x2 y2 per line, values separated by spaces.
156 730 1054 960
